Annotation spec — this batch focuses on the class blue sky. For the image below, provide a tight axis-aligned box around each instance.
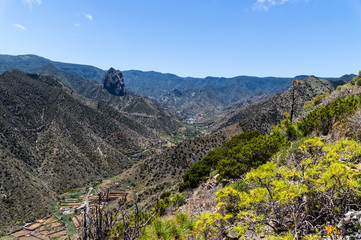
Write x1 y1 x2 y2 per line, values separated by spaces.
0 0 361 78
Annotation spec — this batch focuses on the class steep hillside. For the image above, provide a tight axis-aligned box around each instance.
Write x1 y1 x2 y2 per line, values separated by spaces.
111 75 350 209
215 76 347 134
0 70 162 233
173 79 361 239
29 64 183 136
114 132 227 203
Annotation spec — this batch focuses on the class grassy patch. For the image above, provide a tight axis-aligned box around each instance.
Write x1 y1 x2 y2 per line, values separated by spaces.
51 202 77 237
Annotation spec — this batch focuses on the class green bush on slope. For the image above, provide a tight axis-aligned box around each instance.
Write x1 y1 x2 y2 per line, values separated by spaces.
141 213 195 240
299 94 360 135
189 87 361 239
352 70 361 86
178 131 265 191
217 132 287 180
196 137 361 239
180 91 361 192
179 116 299 191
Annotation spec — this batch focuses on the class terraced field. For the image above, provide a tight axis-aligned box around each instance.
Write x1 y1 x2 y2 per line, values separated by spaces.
6 184 128 240
11 217 67 240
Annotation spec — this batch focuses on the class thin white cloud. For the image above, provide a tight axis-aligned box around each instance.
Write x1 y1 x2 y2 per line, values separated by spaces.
254 0 297 11
22 0 42 9
13 23 25 30
75 23 80 27
83 13 93 21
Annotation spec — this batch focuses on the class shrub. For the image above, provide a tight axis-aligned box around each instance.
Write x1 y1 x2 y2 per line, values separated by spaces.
160 191 171 200
196 137 361 238
216 132 287 180
179 131 262 191
142 213 196 240
299 94 360 135
311 93 329 105
157 193 186 216
352 70 361 86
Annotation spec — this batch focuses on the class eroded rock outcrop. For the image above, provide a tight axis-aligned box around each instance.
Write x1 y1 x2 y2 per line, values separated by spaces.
103 67 126 96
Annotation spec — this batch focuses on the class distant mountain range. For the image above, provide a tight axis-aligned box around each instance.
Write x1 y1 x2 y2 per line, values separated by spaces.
0 54 105 82
2 54 353 119
123 70 294 118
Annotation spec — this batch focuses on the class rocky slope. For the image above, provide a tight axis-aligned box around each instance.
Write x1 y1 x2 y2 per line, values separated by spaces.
114 132 227 204
0 70 164 233
214 76 347 135
29 64 183 136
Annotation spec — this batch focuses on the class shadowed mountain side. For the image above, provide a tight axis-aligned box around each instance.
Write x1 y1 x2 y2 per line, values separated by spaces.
0 70 162 233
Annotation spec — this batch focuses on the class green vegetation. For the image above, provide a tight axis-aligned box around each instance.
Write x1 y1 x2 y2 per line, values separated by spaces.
170 125 206 144
190 86 361 239
352 70 361 86
141 213 195 240
299 94 360 135
51 203 77 237
179 131 263 191
104 83 361 239
195 137 361 239
217 131 287 180
157 193 186 216
179 129 289 191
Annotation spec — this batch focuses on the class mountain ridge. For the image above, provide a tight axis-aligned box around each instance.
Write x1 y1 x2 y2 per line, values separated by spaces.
3 54 353 120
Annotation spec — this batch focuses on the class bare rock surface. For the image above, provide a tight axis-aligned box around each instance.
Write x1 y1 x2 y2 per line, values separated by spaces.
103 67 126 96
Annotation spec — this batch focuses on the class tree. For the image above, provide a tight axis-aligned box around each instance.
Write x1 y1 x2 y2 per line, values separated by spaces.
79 192 158 240
290 79 304 122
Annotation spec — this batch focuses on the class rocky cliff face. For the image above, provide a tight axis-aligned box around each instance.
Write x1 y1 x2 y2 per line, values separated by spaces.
103 67 126 96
